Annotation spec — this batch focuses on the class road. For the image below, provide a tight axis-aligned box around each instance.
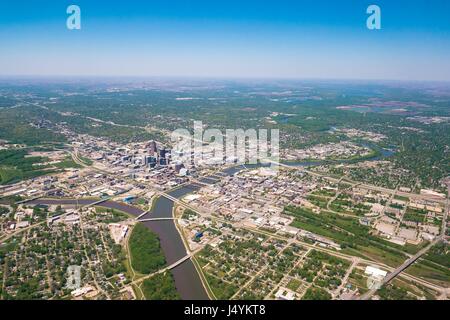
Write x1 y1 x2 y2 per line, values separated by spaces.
155 186 447 297
137 217 179 222
128 246 205 287
264 159 447 205
358 236 443 300
441 184 449 238
335 257 360 299
0 197 110 244
135 210 151 220
8 150 448 299
18 194 446 296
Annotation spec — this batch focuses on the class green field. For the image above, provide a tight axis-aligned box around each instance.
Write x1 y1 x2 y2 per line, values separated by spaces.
129 223 166 274
0 149 83 185
403 208 427 223
0 149 53 185
205 273 239 300
53 156 83 169
301 286 332 300
406 259 450 287
141 272 180 300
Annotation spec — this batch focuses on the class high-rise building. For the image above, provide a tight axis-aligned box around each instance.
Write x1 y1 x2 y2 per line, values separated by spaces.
148 140 157 156
159 157 167 166
158 148 167 159
147 156 157 168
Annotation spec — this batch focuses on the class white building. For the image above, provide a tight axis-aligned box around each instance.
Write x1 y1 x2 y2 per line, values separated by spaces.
365 266 387 280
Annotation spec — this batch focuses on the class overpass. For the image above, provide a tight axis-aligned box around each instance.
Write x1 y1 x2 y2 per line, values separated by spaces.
359 184 449 300
358 236 443 300
84 198 111 208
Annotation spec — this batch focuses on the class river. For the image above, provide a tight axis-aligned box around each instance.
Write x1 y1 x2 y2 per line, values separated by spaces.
28 186 209 300
27 147 395 300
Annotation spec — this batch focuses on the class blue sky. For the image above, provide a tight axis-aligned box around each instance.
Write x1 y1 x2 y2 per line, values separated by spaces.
0 0 449 80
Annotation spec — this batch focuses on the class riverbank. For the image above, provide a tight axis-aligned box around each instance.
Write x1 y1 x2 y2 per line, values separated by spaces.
28 195 209 300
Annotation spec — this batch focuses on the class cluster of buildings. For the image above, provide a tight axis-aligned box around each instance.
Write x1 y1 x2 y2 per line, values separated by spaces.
373 196 445 245
177 163 446 254
283 141 373 161
178 167 342 250
336 129 387 143
72 133 197 190
407 116 450 125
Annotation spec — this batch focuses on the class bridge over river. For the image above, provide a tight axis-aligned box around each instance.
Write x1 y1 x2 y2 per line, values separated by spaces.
27 184 209 300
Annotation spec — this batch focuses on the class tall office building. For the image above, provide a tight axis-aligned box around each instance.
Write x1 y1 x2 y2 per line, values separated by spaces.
147 140 157 156
158 148 167 159
147 156 157 168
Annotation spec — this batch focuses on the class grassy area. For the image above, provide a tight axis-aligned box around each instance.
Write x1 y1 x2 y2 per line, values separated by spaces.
311 189 336 198
0 206 10 216
406 259 450 287
301 286 331 300
403 241 430 255
182 209 199 220
286 279 302 291
0 149 54 185
0 149 80 185
403 208 427 223
204 273 238 300
378 283 417 300
423 242 449 268
141 272 180 300
53 156 83 169
78 155 93 166
0 167 21 184
347 269 369 294
129 223 166 274
132 284 145 300
394 195 410 202
135 198 147 206
286 205 409 267
94 207 131 223
306 195 328 209
392 278 437 300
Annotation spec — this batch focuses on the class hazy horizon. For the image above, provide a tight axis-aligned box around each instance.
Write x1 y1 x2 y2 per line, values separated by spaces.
1 0 450 81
